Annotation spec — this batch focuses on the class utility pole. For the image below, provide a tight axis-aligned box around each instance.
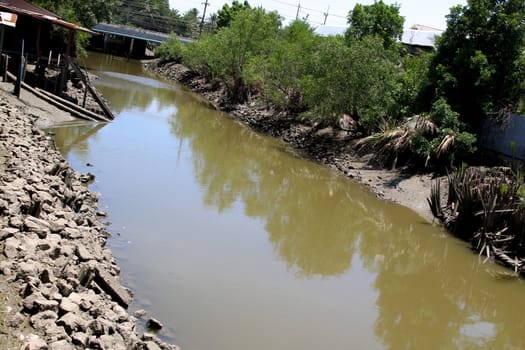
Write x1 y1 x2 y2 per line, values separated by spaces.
323 6 329 25
295 3 301 20
199 0 209 38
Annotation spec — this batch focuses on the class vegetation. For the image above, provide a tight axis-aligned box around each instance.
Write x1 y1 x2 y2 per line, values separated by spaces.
420 0 525 129
345 0 404 50
33 0 121 28
428 166 525 273
216 0 251 29
154 0 525 171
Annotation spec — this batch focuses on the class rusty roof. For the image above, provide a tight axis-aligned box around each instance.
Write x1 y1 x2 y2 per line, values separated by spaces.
0 0 96 34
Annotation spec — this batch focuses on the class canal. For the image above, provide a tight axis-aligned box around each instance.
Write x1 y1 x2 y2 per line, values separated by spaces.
49 52 525 349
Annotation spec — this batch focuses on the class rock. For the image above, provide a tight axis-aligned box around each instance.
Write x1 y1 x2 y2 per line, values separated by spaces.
17 261 40 281
57 312 88 334
48 339 74 350
338 113 357 131
24 216 51 238
4 236 20 258
7 312 26 327
30 310 58 331
59 298 79 314
71 332 88 347
134 309 147 319
144 340 162 350
0 226 18 240
99 334 127 350
76 244 94 261
93 266 132 308
146 318 163 331
33 297 59 313
21 334 48 350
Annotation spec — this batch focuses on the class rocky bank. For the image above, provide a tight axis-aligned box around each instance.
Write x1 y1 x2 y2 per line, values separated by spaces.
0 89 178 349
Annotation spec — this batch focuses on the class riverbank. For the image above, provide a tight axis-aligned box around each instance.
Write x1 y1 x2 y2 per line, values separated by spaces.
145 60 439 223
0 86 178 349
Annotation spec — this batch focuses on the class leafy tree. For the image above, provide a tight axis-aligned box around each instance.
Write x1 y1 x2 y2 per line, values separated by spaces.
246 20 319 113
421 0 525 129
178 8 200 38
114 0 186 35
345 0 404 49
411 98 477 167
154 34 186 61
216 1 251 29
33 0 121 28
186 7 281 103
305 35 401 131
396 53 432 118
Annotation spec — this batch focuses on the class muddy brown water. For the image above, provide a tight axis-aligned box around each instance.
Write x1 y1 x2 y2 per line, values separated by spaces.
48 52 525 350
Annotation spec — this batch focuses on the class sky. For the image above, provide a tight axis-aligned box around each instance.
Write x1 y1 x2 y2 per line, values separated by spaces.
168 0 468 30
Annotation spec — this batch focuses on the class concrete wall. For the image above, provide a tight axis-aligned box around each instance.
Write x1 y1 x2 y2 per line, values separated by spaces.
480 114 525 160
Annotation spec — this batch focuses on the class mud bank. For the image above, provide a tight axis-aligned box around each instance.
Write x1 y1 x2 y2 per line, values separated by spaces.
145 60 437 222
0 88 178 349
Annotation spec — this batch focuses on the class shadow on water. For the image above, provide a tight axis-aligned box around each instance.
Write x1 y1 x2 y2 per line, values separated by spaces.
51 52 525 350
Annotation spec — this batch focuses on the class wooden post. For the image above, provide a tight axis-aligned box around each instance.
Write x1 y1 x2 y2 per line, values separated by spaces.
3 55 8 82
60 29 74 92
14 38 24 97
36 22 42 64
129 38 134 59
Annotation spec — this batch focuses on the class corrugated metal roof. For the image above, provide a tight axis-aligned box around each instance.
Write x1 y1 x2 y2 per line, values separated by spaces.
314 24 443 49
401 29 442 48
93 23 172 43
0 0 95 33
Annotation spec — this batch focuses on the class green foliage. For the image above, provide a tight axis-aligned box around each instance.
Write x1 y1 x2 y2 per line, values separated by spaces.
396 53 432 117
33 0 121 28
421 0 525 128
183 34 216 79
345 0 404 49
216 1 251 29
304 35 401 131
411 98 477 166
246 20 318 113
154 34 186 61
186 7 281 103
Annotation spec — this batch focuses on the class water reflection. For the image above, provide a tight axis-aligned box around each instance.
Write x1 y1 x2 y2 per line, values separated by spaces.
49 121 106 159
50 53 525 350
169 94 525 348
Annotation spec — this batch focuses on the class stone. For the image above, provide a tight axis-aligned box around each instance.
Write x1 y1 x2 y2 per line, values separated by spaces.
17 261 40 281
146 318 163 330
33 297 59 313
57 312 88 334
45 325 70 343
59 298 79 314
7 312 26 327
76 244 94 261
24 216 51 238
93 266 132 308
89 319 106 336
144 341 162 350
30 310 58 331
100 334 127 350
0 226 18 240
4 236 20 258
71 332 88 347
20 334 48 350
48 339 74 350
134 309 147 319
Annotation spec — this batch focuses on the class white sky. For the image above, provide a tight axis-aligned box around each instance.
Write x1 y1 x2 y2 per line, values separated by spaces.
169 0 468 30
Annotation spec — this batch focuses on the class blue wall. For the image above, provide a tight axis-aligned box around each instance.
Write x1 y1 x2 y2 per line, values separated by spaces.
480 115 525 160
